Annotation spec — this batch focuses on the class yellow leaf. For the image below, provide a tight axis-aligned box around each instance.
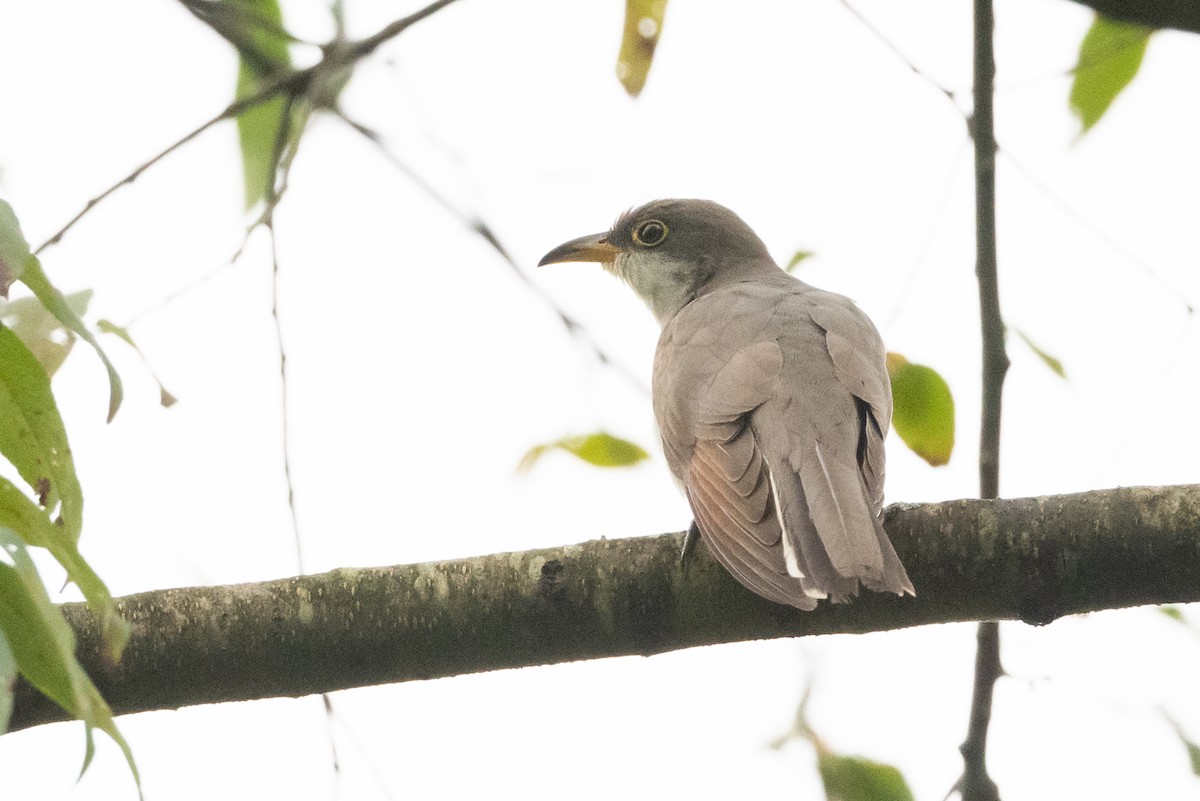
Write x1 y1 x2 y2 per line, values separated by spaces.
616 0 668 97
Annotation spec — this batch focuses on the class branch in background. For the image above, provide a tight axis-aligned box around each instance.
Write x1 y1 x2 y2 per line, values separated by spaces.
1068 0 1200 34
1000 153 1195 314
7 485 1200 732
960 2 1007 800
254 80 355 775
839 0 962 108
334 113 650 394
34 0 464 255
842 2 1194 319
33 70 303 254
972 8 1006 508
176 0 308 73
959 622 1003 799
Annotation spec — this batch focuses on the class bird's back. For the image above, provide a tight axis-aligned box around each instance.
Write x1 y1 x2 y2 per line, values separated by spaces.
653 274 911 607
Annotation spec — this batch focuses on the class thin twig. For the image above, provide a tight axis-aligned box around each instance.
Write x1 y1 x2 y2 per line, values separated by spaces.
34 0 463 255
1087 314 1196 485
881 139 971 330
972 6 1008 503
1001 151 1195 314
321 695 344 797
957 2 1007 800
325 698 400 801
176 0 309 75
958 621 1003 801
332 112 650 395
351 0 461 59
838 0 963 113
34 7 460 792
33 69 308 255
843 0 1195 318
121 149 301 326
265 91 304 573
267 216 307 571
996 28 1154 93
125 261 240 324
260 87 351 789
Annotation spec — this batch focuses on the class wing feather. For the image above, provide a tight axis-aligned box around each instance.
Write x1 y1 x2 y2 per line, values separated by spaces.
687 458 815 609
654 281 913 609
809 300 892 523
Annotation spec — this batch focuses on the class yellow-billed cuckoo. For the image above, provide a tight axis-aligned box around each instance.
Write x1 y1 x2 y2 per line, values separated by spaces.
540 199 914 610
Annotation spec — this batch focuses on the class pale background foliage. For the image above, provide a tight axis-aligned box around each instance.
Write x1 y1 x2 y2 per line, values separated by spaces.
1 0 1198 797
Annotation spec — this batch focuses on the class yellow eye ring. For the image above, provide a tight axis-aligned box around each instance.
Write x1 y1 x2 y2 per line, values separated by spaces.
633 219 668 247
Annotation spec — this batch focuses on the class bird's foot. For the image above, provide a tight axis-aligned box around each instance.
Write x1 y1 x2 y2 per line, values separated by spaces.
679 521 701 574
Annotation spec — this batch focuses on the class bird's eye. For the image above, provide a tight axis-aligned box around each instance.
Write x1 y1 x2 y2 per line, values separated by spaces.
633 219 668 247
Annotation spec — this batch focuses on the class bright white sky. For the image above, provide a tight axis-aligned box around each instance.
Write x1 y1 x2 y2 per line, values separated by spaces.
2 0 1200 798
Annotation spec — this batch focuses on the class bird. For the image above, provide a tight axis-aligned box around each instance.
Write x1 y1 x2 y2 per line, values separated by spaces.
539 199 914 610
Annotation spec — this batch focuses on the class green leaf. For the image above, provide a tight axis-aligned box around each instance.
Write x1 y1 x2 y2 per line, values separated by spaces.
0 324 84 538
0 290 93 377
0 528 140 794
818 753 915 801
1069 15 1152 134
1182 733 1200 777
18 258 123 423
887 353 955 467
0 328 127 659
1162 714 1200 777
94 318 134 348
1184 738 1200 777
97 319 179 408
1158 605 1185 624
1015 329 1066 379
778 684 911 801
0 203 117 417
0 477 67 549
0 477 129 663
0 198 32 297
786 250 815 273
0 530 83 719
519 432 650 471
230 0 293 208
616 0 668 97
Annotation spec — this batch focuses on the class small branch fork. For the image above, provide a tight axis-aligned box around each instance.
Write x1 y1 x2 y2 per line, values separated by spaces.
33 0 463 256
36 0 640 394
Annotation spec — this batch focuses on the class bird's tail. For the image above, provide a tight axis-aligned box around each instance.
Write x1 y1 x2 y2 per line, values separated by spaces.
769 443 914 601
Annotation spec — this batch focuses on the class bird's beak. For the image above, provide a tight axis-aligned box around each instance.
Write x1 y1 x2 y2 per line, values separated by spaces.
538 233 622 267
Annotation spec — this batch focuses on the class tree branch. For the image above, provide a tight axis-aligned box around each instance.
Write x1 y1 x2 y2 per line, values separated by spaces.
7 485 1200 732
973 1 1007 508
960 0 1007 798
35 0 462 254
1067 0 1200 34
960 621 1003 800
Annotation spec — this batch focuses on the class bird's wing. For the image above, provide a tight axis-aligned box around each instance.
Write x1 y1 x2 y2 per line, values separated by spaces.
808 299 891 518
670 336 820 609
757 291 911 599
655 283 911 607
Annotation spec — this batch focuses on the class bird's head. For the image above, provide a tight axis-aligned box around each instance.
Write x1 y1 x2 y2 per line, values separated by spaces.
539 199 776 326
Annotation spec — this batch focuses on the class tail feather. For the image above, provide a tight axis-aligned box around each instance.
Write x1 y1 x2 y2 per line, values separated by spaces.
766 439 912 602
766 455 860 602
800 442 885 579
